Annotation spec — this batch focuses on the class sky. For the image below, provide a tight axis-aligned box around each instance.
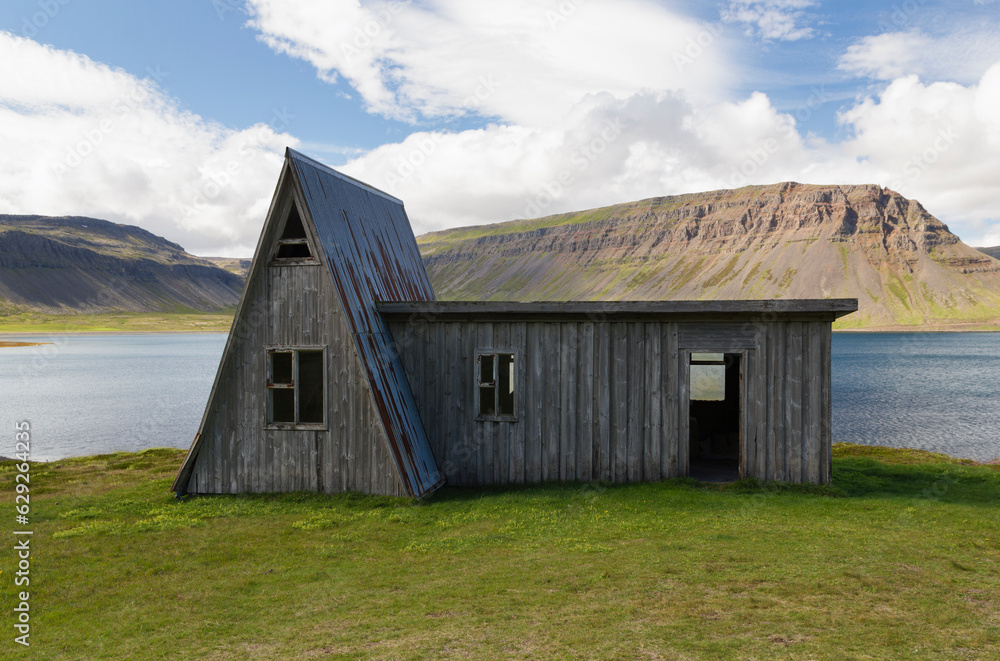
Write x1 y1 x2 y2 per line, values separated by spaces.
0 0 998 257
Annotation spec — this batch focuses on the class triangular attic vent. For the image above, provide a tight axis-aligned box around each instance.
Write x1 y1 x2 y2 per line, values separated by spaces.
272 201 314 261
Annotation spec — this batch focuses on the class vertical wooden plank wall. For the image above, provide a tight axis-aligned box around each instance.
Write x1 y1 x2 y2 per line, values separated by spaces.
390 320 684 486
755 320 831 484
190 253 406 497
390 317 833 487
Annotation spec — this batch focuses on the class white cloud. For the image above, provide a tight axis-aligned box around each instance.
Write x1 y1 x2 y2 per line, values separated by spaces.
4 4 1000 261
246 0 733 126
720 0 818 41
341 90 830 234
245 1 1000 246
837 63 1000 245
0 32 296 256
838 31 932 80
839 28 1000 83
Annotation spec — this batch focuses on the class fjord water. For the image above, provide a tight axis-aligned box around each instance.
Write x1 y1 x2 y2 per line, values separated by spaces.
1 333 226 461
1 332 998 463
832 331 1000 463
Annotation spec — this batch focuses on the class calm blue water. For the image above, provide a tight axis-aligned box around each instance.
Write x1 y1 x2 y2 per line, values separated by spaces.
0 333 226 461
1 332 998 462
832 332 1000 462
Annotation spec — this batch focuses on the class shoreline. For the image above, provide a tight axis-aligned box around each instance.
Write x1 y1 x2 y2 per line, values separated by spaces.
6 442 999 466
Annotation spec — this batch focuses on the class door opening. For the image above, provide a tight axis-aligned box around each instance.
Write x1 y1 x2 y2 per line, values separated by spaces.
688 352 741 482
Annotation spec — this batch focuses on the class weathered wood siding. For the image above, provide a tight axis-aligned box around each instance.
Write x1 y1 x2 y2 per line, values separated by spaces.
751 320 832 484
390 320 678 486
186 188 406 497
390 318 833 486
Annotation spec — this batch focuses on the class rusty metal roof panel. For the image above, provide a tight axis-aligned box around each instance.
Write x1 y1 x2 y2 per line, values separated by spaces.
287 149 442 497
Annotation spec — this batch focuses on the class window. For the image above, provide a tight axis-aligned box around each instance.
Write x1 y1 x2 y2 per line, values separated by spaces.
272 203 314 262
266 348 325 427
690 352 726 401
477 351 515 419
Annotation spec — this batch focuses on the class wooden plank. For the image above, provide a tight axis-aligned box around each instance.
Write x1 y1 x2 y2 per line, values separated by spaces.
678 349 690 478
560 323 577 481
678 322 758 349
578 322 595 482
443 323 459 484
627 323 643 482
646 322 661 481
821 323 833 484
544 323 561 481
460 323 476 486
612 323 628 483
664 323 679 478
492 322 507 486
597 323 611 481
512 322 527 484
527 323 544 483
379 299 859 319
806 322 823 483
773 324 787 482
786 322 804 483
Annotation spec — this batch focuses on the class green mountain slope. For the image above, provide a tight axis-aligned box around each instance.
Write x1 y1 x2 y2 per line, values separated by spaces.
419 183 1000 329
979 246 1000 260
0 215 243 314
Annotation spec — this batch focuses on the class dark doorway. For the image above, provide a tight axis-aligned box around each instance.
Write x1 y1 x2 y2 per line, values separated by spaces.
688 352 741 482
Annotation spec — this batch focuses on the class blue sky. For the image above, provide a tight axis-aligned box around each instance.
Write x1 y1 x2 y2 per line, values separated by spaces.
1 0 998 256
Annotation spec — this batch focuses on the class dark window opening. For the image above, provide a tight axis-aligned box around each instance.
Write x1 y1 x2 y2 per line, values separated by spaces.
272 203 314 262
275 242 312 259
280 204 307 240
297 350 324 424
267 348 325 427
689 352 741 482
477 351 515 419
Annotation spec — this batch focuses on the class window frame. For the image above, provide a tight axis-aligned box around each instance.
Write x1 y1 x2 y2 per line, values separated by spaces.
269 199 318 266
689 351 727 402
264 346 328 430
475 348 517 422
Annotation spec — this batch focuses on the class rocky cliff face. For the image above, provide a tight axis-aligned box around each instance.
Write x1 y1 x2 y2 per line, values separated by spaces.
419 183 1000 328
0 215 243 314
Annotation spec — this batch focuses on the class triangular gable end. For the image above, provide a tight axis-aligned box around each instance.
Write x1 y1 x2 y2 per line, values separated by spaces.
173 152 441 498
285 149 443 497
270 196 317 263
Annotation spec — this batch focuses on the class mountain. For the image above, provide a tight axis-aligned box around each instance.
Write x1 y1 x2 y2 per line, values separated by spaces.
979 246 1000 260
0 215 243 314
418 183 1000 329
202 256 252 278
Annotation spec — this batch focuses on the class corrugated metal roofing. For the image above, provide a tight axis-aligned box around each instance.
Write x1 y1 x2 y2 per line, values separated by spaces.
286 149 442 497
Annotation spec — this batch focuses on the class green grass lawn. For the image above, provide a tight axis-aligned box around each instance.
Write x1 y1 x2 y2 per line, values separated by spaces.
2 445 998 660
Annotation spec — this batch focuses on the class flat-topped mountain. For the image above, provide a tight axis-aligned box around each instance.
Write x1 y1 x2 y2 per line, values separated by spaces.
0 215 242 314
979 246 1000 260
419 183 1000 328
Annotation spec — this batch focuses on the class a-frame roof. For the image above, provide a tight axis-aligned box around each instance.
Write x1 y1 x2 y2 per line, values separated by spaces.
173 148 442 498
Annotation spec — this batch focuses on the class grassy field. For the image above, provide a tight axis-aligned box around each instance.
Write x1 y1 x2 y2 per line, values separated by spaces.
0 310 235 333
1 444 998 660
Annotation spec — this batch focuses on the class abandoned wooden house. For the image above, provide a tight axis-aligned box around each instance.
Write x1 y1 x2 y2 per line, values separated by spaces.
172 149 858 498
